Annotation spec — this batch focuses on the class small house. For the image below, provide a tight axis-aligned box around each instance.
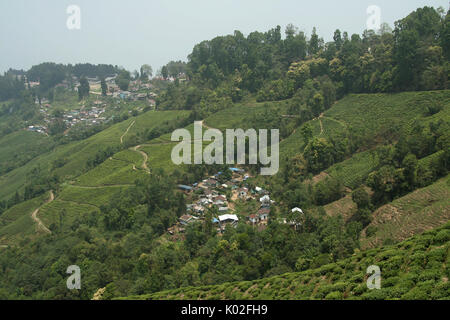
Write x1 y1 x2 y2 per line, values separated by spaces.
238 187 249 199
258 208 270 221
193 205 205 214
214 200 225 207
260 195 271 207
178 185 192 192
255 187 264 194
219 214 239 224
179 215 197 225
248 214 259 224
214 195 227 202
205 178 218 187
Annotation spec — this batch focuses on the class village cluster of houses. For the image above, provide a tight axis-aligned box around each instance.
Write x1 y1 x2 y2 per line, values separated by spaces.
168 169 246 237
88 76 157 106
27 125 46 134
62 104 108 128
112 90 157 106
25 75 161 135
166 168 295 239
153 72 188 83
27 99 110 135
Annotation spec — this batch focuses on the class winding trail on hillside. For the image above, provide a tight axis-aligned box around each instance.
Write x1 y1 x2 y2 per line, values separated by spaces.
313 113 325 135
131 145 150 173
126 120 214 175
120 120 136 144
127 121 214 174
322 115 348 130
31 191 54 234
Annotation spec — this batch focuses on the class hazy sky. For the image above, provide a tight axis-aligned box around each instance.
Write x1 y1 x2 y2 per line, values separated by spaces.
0 0 448 74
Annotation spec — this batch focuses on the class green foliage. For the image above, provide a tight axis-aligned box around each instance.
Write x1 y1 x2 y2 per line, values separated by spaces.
121 223 450 300
352 187 370 209
0 6 449 302
303 137 336 173
78 77 90 100
116 70 131 91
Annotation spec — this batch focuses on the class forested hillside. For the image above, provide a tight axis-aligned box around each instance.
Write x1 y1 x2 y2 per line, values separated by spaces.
0 6 449 300
123 222 450 300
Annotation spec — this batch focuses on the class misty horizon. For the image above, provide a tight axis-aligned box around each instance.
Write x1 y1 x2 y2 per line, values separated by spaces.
1 0 448 74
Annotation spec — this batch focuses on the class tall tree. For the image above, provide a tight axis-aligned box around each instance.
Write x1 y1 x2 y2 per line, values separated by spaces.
140 64 153 80
161 66 169 79
78 77 90 100
333 29 343 50
115 70 131 91
101 78 107 96
309 27 320 55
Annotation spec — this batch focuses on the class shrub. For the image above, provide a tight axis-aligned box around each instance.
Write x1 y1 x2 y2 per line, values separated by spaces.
389 283 414 298
332 281 348 293
433 229 450 244
426 247 447 263
430 281 450 299
401 286 429 300
352 283 367 296
325 291 343 300
315 284 335 299
360 288 388 300
418 270 441 282
382 276 399 288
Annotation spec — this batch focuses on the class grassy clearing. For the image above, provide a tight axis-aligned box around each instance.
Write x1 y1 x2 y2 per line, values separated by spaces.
112 149 144 166
58 185 131 208
279 120 321 159
0 130 52 170
325 91 450 141
326 149 379 189
39 199 99 232
0 194 48 244
140 143 180 172
320 117 348 138
127 110 190 137
74 158 143 187
324 195 357 220
205 100 289 131
361 175 450 249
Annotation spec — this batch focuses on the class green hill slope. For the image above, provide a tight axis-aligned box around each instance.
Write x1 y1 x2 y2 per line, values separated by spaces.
0 130 54 176
1 90 449 246
0 110 189 201
123 222 450 300
361 175 450 249
0 90 448 300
